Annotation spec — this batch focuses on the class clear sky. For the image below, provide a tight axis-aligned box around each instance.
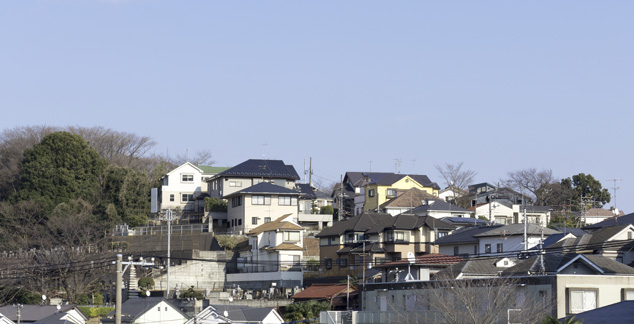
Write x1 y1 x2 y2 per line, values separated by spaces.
1 1 633 212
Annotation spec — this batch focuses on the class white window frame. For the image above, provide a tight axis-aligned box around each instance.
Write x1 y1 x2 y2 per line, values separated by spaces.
181 194 194 202
252 195 271 205
569 288 597 314
181 174 194 182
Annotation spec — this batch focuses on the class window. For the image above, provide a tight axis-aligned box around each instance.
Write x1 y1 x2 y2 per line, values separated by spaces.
237 219 242 226
497 243 503 253
454 246 459 256
284 231 300 242
264 217 271 223
569 289 597 314
436 231 448 239
622 289 634 301
485 244 492 254
387 188 397 198
339 258 347 267
231 196 242 207
252 217 258 225
474 245 478 255
325 258 332 269
229 181 242 187
279 196 298 206
252 195 271 205
181 194 194 202
169 194 174 202
368 189 375 197
182 174 194 182
386 231 410 243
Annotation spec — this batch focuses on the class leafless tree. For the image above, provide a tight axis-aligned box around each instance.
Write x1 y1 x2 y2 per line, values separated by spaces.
390 276 552 324
501 168 556 206
169 148 216 166
434 162 477 190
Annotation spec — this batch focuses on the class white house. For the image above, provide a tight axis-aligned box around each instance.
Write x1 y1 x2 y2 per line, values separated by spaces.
101 298 189 324
227 214 305 290
474 223 559 255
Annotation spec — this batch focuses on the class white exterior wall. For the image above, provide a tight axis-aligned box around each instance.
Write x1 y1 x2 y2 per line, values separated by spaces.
478 235 543 255
474 203 514 222
160 163 204 211
227 194 299 233
135 301 188 324
556 275 634 318
439 243 478 257
354 187 365 216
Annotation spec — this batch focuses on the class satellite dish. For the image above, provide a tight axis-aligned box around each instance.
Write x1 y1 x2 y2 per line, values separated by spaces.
407 252 415 264
223 311 229 317
146 290 151 297
228 296 233 303
56 305 61 311
42 295 47 301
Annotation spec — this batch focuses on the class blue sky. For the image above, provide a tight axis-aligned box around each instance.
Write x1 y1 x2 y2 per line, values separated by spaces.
1 1 633 212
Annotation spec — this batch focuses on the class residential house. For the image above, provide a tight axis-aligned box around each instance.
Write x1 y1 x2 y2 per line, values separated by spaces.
362 173 440 213
224 182 303 234
438 216 489 229
434 225 503 257
583 211 634 230
364 214 456 263
438 185 468 205
101 297 189 324
291 283 357 310
295 183 333 230
0 305 86 324
473 224 559 255
207 159 301 230
316 213 393 276
183 306 230 324
155 162 228 220
581 208 624 225
377 188 438 216
335 172 394 218
566 300 634 323
227 214 305 290
469 182 525 206
357 252 634 321
559 224 634 265
402 199 471 219
471 202 552 225
434 256 519 279
206 305 284 324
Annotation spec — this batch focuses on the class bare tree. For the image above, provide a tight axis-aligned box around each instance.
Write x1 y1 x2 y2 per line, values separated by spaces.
501 168 555 206
434 162 477 190
170 148 216 166
389 276 552 324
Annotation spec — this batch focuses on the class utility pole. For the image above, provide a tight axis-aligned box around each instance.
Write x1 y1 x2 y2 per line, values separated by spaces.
115 254 156 324
338 175 344 221
309 157 313 187
166 209 172 299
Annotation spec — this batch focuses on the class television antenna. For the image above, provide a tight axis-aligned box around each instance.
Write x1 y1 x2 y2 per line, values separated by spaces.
607 178 621 211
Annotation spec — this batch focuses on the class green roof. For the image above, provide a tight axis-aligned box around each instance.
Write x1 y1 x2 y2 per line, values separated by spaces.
198 166 230 175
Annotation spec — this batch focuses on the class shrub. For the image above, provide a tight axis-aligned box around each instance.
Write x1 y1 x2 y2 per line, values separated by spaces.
320 205 334 215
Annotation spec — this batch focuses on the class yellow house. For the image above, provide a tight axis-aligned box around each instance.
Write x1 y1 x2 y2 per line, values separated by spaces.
363 174 439 212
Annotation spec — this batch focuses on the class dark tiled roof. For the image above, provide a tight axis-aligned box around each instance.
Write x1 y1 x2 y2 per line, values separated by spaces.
224 182 302 198
0 305 77 322
366 214 455 234
474 224 559 237
440 217 489 226
434 225 503 245
106 297 189 322
216 159 300 180
554 227 587 237
436 257 514 278
344 172 393 187
572 301 634 323
295 183 317 199
503 253 634 276
315 213 393 237
586 225 631 245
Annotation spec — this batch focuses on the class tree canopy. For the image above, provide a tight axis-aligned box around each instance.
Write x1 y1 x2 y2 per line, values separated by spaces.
14 131 107 212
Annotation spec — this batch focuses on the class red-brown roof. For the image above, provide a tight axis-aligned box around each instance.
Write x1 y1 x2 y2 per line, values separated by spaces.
373 253 465 268
291 284 355 300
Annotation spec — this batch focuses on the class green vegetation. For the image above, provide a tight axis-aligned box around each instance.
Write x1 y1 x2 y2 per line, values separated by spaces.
215 235 248 251
320 205 334 215
283 300 331 322
138 277 155 289
181 286 204 299
78 306 115 318
205 197 227 212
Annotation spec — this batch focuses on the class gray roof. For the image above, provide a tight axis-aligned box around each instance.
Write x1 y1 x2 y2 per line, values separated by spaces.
295 183 317 199
104 297 189 323
0 305 77 323
583 211 634 230
223 182 302 198
554 227 587 237
440 217 489 227
215 159 300 180
503 253 634 276
316 213 393 237
435 257 515 279
569 300 634 323
474 224 559 237
434 225 503 245
209 305 277 322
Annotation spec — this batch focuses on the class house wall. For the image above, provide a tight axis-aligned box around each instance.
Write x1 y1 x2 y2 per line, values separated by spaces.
226 270 303 290
478 235 543 255
135 301 188 324
364 176 438 212
227 194 299 234
555 275 634 318
160 163 204 212
438 243 478 257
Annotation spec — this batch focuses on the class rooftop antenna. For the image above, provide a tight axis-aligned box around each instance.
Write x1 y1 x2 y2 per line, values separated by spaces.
368 161 373 171
261 143 267 159
394 158 402 174
607 178 621 211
